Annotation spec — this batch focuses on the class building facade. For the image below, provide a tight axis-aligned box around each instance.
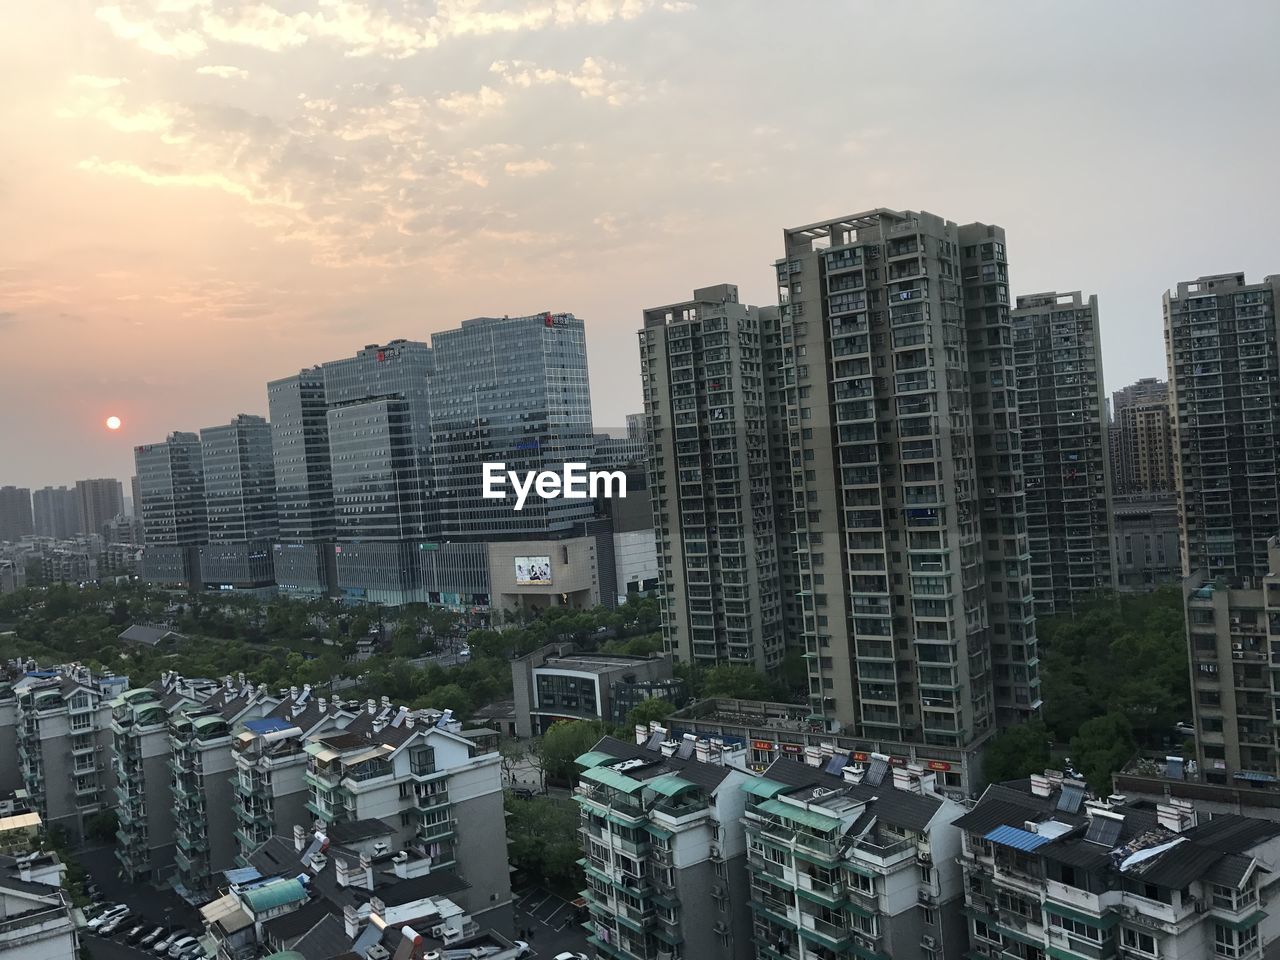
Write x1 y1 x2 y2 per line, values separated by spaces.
136 432 207 588
576 731 757 960
0 486 33 543
1166 273 1280 785
268 367 336 597
640 284 783 671
430 313 595 540
0 851 79 960
772 209 1037 742
32 487 79 540
323 340 436 605
12 666 125 840
1112 494 1182 592
1012 291 1116 616
1112 377 1176 495
199 414 278 593
511 645 676 737
74 478 124 540
958 772 1280 960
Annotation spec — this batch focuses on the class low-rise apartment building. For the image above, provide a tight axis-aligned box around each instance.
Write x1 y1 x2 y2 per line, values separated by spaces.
957 772 1280 960
11 664 126 840
0 849 78 960
302 701 512 927
575 728 758 960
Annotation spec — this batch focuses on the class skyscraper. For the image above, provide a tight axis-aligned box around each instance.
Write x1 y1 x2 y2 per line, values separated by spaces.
135 432 207 588
772 208 1037 744
430 313 594 539
1112 377 1176 495
32 486 80 539
323 340 436 605
74 478 124 539
267 367 336 596
1012 291 1116 616
1167 272 1280 783
0 486 33 542
639 284 783 669
198 414 277 592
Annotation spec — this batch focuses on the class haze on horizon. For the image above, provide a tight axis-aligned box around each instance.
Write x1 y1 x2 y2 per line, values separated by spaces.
2 0 1278 489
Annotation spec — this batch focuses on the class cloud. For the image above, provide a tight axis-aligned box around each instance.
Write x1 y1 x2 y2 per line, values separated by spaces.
196 64 249 80
504 158 554 177
71 74 129 88
490 56 637 106
95 4 207 58
435 85 506 118
92 0 692 60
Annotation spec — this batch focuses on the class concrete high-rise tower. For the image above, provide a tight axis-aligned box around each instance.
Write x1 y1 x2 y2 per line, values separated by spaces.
75 478 124 539
1167 272 1280 783
1112 377 1176 495
639 284 784 669
1012 291 1117 616
771 208 1038 746
0 486 33 542
33 486 80 539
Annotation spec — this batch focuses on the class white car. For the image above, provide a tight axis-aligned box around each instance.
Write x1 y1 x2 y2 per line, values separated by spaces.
554 953 589 960
154 933 182 954
87 904 128 930
514 942 530 959
169 936 200 958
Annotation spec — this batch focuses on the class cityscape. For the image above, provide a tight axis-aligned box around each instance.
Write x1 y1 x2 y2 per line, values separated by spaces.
2 4 1280 960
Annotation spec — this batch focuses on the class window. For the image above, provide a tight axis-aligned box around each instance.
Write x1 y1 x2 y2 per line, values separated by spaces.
1215 922 1258 958
1048 913 1102 943
1121 928 1156 956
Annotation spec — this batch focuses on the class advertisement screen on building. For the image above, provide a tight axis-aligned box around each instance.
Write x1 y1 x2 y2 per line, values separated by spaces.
514 556 552 585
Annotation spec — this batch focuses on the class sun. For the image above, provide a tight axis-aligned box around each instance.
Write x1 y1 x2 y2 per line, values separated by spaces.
106 416 122 431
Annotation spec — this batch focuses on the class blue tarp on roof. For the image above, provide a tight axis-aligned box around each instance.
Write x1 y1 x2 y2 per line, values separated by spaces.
984 825 1053 852
1233 770 1278 783
223 867 262 884
245 717 294 734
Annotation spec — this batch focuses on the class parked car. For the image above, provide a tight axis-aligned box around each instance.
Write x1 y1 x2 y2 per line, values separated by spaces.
514 941 530 959
154 932 183 954
140 926 167 947
511 786 536 800
101 913 136 936
169 935 200 958
122 924 149 942
87 905 129 930
554 953 589 960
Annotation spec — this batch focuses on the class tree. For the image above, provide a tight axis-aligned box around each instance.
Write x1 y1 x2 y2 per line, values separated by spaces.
983 720 1051 784
703 664 775 701
504 795 583 888
84 810 119 845
625 696 675 732
499 738 527 785
1070 713 1136 795
538 720 607 784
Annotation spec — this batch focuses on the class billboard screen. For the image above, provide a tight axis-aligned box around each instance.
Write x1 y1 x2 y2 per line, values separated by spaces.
514 556 552 585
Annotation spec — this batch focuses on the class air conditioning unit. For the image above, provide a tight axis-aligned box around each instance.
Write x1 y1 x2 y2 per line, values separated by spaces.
713 921 729 935
921 935 936 950
709 844 721 859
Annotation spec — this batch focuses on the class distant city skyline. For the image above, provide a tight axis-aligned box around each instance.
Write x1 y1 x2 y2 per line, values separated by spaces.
2 0 1279 487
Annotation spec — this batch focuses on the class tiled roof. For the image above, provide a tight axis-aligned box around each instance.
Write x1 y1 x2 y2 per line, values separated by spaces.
758 757 943 833
590 735 734 791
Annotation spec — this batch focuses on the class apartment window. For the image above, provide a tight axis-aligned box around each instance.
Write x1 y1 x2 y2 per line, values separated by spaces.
1214 922 1258 958
921 907 936 926
399 782 413 799
1121 928 1156 956
409 747 436 775
1048 913 1102 943
71 712 92 731
400 811 413 827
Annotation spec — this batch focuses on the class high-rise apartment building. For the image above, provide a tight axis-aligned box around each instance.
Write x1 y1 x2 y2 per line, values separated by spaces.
323 340 436 605
640 284 783 669
0 486 33 542
1112 377 1176 494
431 313 594 539
1012 291 1116 616
198 414 277 593
135 432 207 588
1166 273 1280 784
267 367 336 596
32 486 80 539
772 208 1037 744
74 478 124 539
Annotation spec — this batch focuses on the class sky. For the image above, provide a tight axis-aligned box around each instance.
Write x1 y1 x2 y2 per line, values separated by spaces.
2 0 1279 489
